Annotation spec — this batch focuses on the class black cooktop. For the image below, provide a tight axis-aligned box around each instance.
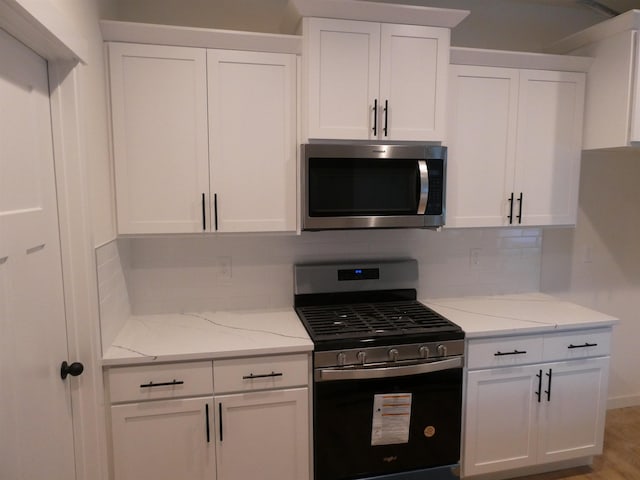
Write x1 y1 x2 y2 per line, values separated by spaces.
294 289 464 351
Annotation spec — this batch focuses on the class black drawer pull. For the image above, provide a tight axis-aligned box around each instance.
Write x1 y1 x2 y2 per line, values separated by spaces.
494 350 527 356
242 371 283 380
139 379 184 388
568 342 598 349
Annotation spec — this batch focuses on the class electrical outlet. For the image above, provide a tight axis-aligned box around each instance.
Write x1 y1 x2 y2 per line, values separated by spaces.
218 256 232 280
469 248 481 268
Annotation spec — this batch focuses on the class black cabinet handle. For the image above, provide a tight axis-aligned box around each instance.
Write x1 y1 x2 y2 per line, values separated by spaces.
535 369 542 403
205 403 210 443
383 100 389 137
139 379 184 388
214 193 219 231
516 192 523 224
201 193 206 230
545 369 553 402
568 342 598 349
494 350 527 356
242 371 283 380
372 99 378 136
218 402 223 442
507 192 514 224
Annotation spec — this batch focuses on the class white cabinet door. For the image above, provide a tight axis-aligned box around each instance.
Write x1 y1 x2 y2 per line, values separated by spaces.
111 397 215 480
379 24 449 141
109 43 210 234
464 366 540 476
514 70 585 226
305 17 380 140
537 358 609 463
215 388 310 480
446 65 519 227
207 50 297 233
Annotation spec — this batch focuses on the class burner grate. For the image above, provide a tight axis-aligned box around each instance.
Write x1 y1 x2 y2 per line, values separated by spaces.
296 300 458 341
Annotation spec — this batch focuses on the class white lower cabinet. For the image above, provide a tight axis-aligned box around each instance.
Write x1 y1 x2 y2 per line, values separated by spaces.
215 388 309 480
107 354 310 480
111 397 216 480
463 329 611 478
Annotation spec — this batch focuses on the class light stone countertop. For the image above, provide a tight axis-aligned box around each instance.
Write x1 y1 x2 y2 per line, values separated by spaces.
422 292 618 339
102 293 618 367
102 308 313 366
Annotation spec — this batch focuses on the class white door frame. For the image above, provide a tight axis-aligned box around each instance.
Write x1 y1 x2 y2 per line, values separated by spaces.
1 1 107 479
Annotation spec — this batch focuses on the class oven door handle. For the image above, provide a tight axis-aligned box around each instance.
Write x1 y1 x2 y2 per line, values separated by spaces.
417 160 429 215
316 356 463 382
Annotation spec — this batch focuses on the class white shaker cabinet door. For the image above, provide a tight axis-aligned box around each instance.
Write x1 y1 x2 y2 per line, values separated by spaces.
514 69 585 226
379 24 449 141
537 357 609 463
463 366 540 476
111 397 216 480
446 65 519 227
215 388 310 480
108 43 210 234
207 49 297 233
304 17 380 140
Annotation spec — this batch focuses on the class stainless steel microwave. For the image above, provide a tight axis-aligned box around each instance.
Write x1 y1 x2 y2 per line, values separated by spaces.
301 143 446 230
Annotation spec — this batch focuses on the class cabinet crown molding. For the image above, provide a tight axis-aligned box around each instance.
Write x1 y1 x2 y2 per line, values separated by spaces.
547 9 640 53
450 47 593 72
100 20 302 54
282 0 469 32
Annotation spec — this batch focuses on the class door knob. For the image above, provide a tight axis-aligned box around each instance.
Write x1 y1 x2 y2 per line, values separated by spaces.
60 361 84 380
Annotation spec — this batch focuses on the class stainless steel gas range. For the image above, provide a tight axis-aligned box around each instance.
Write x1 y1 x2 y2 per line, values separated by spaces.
294 259 465 480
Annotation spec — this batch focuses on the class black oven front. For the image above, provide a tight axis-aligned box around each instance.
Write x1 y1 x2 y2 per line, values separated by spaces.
313 356 463 480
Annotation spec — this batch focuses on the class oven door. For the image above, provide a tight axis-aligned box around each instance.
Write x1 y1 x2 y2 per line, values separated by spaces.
313 358 463 480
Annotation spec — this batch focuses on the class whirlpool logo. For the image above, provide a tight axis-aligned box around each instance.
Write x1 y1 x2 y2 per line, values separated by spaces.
383 456 398 463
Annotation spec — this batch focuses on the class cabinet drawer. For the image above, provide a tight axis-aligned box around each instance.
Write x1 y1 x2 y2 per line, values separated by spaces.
214 354 309 394
543 328 611 362
108 361 213 403
467 335 544 369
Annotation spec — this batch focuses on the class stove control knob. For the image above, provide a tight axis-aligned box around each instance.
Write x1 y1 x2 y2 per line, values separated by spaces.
337 352 347 366
357 351 367 365
437 344 448 357
388 348 400 362
419 345 430 359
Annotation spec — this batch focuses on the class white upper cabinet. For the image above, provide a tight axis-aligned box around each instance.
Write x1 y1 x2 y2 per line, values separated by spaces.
548 10 640 149
108 39 298 235
446 49 588 228
208 50 297 233
109 43 210 234
303 17 450 141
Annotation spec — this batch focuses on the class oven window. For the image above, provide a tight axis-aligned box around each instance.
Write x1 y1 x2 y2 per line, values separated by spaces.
308 158 420 217
313 368 462 480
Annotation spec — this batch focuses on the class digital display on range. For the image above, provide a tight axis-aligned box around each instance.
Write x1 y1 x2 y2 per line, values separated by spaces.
337 268 380 281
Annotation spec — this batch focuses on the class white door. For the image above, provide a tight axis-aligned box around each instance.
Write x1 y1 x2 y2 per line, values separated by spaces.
215 388 310 480
208 49 297 233
111 398 216 480
463 366 540 477
514 69 585 226
305 17 380 140
0 29 76 479
537 358 609 463
379 24 449 141
446 65 519 227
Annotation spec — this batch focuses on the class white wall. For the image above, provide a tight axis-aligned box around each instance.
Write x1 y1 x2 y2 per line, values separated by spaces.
541 149 640 408
48 0 116 247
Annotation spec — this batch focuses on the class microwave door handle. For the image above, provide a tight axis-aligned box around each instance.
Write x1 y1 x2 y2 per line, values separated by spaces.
417 160 429 214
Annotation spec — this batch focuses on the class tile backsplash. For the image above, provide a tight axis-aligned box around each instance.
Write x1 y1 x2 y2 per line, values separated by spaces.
113 227 542 315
